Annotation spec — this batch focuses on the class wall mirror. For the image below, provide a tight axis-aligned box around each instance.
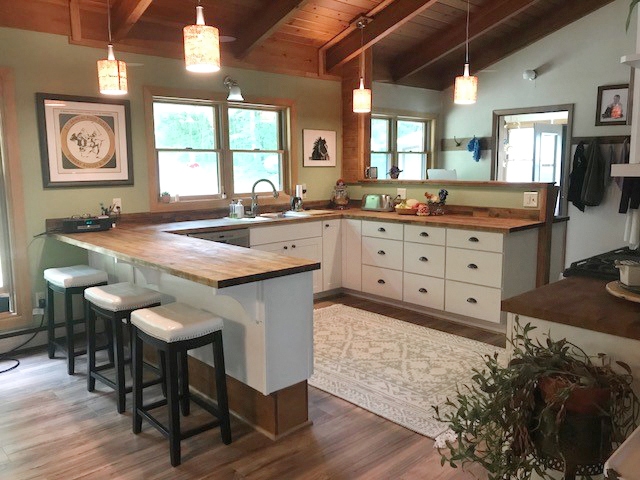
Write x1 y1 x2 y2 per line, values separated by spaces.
491 104 574 215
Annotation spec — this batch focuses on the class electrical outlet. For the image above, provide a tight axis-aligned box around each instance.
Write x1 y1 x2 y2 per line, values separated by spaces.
32 307 45 316
35 292 46 308
112 197 122 213
523 191 539 208
397 188 407 200
301 184 307 199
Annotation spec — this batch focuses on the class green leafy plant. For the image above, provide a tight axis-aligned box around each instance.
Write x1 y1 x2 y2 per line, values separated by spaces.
161 191 170 197
433 320 639 480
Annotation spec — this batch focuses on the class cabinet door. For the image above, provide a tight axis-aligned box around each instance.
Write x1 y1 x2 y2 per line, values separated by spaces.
362 237 403 270
445 280 502 323
341 219 362 291
446 247 503 288
403 272 445 310
322 219 342 291
403 242 445 277
362 265 403 300
287 237 323 294
362 220 404 240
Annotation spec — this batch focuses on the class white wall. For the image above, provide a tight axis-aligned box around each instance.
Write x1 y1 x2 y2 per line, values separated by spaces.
373 82 442 113
441 0 637 265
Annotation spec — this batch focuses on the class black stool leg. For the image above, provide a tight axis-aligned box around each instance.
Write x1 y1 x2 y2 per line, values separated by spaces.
166 345 182 467
160 351 167 397
46 284 55 359
86 304 97 392
114 317 127 414
64 290 75 375
212 330 231 445
132 326 144 434
179 350 190 416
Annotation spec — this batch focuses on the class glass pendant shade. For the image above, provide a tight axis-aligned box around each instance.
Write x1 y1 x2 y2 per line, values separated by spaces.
97 44 128 95
454 63 477 105
227 85 244 101
184 5 220 73
353 78 372 113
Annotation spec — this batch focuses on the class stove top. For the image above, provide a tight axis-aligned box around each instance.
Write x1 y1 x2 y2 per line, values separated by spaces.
563 247 640 281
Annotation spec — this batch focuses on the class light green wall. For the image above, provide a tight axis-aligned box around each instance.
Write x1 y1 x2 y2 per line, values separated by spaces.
0 27 342 303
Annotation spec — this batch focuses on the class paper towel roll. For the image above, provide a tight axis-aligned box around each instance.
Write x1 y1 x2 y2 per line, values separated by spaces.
295 185 304 198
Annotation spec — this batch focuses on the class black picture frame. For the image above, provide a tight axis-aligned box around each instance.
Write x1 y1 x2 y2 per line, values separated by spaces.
595 83 629 126
36 92 133 188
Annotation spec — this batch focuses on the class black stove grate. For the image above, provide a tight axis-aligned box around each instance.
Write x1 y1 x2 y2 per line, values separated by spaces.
563 247 640 281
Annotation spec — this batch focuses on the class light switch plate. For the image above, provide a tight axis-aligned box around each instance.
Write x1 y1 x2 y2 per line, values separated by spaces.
523 191 539 208
397 188 407 199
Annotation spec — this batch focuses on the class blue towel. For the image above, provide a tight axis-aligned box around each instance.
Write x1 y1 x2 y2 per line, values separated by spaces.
467 136 481 162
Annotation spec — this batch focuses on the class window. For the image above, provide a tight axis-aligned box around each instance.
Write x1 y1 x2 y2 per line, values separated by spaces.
148 90 290 207
370 114 434 180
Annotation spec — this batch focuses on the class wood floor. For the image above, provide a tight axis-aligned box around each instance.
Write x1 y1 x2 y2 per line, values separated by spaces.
0 295 499 480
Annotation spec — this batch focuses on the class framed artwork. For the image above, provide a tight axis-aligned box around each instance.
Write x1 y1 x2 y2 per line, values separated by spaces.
303 129 337 167
36 93 133 188
595 83 629 126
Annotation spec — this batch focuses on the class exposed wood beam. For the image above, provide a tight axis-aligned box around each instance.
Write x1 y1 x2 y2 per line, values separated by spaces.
111 0 154 41
233 0 311 59
392 0 543 82
324 0 439 73
414 0 616 91
69 0 82 42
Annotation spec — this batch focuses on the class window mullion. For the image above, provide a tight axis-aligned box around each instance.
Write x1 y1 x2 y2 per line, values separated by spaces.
218 103 233 198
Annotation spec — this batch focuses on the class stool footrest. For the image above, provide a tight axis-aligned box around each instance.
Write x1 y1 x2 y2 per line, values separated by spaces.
181 421 221 440
138 409 169 438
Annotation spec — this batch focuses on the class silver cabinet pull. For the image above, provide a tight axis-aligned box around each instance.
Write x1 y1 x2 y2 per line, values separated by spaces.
419 256 428 262
468 236 479 242
468 263 478 269
466 297 477 304
378 227 386 232
418 288 428 293
378 250 386 255
377 279 386 284
419 232 429 237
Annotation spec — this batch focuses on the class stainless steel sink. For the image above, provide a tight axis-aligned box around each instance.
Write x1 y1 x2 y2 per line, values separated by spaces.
224 216 271 222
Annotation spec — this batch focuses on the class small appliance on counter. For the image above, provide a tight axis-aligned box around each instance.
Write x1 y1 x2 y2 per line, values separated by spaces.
62 215 113 233
361 194 397 212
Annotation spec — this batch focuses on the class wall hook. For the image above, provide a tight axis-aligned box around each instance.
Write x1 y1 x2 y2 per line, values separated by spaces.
454 136 462 147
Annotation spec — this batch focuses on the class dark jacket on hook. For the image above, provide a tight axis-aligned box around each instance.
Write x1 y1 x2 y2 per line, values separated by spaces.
581 138 605 206
567 141 587 212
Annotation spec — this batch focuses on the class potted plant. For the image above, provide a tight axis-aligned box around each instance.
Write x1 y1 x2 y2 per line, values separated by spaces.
434 321 639 480
388 165 402 179
160 191 171 203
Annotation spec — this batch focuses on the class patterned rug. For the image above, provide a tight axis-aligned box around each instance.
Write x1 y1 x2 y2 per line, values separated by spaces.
309 304 505 439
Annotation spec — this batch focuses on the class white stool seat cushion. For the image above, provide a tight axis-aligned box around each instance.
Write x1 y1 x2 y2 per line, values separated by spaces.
44 265 108 288
84 282 162 312
131 302 224 343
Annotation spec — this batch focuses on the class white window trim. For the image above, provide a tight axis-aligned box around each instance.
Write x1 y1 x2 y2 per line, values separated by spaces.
144 86 298 212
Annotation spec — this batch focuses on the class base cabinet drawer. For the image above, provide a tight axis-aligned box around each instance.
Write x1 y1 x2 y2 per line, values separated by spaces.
362 237 403 270
403 272 444 310
446 247 503 288
445 280 502 323
362 265 403 300
404 243 445 277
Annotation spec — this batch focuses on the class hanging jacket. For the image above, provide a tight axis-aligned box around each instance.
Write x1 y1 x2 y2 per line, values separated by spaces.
580 138 605 206
567 141 587 212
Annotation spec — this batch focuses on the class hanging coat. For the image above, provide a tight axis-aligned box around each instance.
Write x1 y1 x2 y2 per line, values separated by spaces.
567 141 587 212
580 138 605 207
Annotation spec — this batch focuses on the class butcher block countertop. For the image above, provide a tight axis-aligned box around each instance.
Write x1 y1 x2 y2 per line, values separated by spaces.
49 209 544 289
502 276 640 342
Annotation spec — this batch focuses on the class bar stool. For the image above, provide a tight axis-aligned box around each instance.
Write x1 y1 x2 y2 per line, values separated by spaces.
131 302 232 467
84 281 163 414
44 265 108 375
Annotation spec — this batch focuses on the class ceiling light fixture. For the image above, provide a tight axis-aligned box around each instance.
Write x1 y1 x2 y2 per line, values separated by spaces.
352 19 371 114
453 0 477 105
523 69 537 81
224 76 244 101
97 0 128 95
184 0 220 73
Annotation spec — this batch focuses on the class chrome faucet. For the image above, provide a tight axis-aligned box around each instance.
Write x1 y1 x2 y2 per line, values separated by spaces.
250 179 279 217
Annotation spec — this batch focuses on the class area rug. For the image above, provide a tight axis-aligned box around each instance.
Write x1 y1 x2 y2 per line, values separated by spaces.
309 304 505 439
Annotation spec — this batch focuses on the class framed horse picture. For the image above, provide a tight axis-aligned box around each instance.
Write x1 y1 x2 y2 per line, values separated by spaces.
36 92 133 188
303 129 337 167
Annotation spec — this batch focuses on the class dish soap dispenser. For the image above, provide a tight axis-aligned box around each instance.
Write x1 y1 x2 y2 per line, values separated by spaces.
235 199 245 218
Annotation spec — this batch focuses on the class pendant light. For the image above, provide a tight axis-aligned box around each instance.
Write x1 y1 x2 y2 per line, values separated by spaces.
97 0 127 95
353 19 371 114
453 0 477 105
183 1 220 73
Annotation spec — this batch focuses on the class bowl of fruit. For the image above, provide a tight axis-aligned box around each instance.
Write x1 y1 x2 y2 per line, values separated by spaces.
395 198 421 215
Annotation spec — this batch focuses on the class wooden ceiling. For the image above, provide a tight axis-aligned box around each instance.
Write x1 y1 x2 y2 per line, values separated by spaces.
0 0 615 90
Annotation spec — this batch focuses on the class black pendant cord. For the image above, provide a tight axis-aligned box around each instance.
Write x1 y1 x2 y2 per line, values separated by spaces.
464 0 470 65
107 0 112 44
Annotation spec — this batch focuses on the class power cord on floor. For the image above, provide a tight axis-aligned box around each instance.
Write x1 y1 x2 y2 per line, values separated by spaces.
0 312 45 374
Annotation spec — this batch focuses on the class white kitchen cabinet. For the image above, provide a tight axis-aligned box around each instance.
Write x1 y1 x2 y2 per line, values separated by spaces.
362 236 404 270
362 265 403 300
361 220 404 300
404 224 446 245
341 219 362 291
322 219 342 291
362 220 404 240
403 272 445 310
252 237 323 293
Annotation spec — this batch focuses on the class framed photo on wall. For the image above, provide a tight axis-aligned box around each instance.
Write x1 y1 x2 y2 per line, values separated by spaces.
303 129 337 167
595 83 629 126
36 93 133 188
